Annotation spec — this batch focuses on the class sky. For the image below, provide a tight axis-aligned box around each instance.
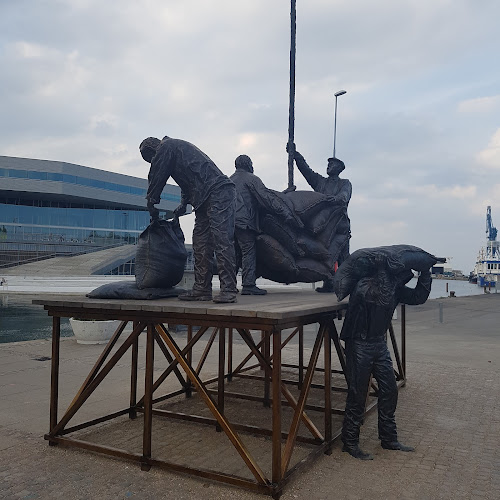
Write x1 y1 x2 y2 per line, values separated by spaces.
1 0 499 274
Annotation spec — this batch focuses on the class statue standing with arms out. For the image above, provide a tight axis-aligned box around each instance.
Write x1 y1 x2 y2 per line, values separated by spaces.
289 144 352 292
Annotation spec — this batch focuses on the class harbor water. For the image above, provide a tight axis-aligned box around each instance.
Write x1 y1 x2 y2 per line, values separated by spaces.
0 277 493 344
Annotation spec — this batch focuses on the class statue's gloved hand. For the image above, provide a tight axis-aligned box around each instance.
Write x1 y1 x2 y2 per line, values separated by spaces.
147 201 160 221
286 142 304 160
173 203 187 218
418 268 432 284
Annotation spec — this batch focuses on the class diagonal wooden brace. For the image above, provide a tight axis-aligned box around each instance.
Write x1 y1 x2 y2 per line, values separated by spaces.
136 325 209 407
68 320 129 409
50 322 146 437
237 328 323 442
281 321 326 475
155 324 270 486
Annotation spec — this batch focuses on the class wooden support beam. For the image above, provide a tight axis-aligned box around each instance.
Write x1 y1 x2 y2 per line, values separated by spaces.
155 324 270 486
281 322 326 475
49 316 61 442
141 324 155 470
237 328 323 441
49 322 145 437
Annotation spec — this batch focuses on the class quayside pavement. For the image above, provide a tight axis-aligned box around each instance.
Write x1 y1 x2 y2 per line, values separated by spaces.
0 294 499 499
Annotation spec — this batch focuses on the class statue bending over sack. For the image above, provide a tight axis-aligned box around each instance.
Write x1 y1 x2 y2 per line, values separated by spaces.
140 136 238 303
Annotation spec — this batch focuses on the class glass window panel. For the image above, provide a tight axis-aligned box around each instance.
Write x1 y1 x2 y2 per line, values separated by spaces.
47 172 63 182
0 168 5 176
115 184 130 193
17 205 33 224
80 208 93 227
76 177 95 187
93 210 107 228
28 171 47 180
1 205 17 223
62 174 77 184
8 169 28 178
130 186 146 196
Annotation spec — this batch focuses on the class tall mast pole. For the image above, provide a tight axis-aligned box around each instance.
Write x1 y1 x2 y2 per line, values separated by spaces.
333 90 346 158
287 0 296 190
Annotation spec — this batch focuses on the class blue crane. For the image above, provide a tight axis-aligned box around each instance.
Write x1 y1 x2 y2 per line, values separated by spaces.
486 206 497 241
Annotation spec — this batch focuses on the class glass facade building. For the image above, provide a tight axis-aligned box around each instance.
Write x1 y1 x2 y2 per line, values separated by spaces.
0 155 184 267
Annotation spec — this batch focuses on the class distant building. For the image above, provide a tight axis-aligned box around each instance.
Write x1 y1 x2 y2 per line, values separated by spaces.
0 155 187 268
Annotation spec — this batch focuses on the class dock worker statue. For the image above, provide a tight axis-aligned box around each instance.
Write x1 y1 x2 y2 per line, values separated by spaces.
140 136 238 304
335 245 436 460
230 154 305 295
230 155 268 296
288 143 352 292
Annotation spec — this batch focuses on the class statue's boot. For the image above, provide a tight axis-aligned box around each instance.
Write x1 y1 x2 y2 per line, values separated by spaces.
241 286 267 295
381 441 415 452
178 289 212 301
213 292 237 303
342 444 374 460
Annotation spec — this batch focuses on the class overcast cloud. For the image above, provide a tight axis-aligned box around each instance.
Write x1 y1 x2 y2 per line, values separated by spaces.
1 0 499 273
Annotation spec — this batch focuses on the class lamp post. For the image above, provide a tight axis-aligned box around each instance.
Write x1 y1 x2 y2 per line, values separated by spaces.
333 90 347 158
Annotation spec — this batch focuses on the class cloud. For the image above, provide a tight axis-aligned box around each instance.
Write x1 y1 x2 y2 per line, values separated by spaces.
413 184 478 200
477 129 500 169
458 95 500 113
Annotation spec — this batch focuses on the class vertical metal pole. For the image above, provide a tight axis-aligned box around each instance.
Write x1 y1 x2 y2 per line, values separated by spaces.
141 323 154 470
333 95 338 158
298 326 304 389
49 316 61 445
228 327 233 382
259 331 266 370
130 322 139 419
264 331 271 407
324 322 332 454
401 304 406 385
287 0 297 189
333 90 346 158
186 325 193 397
216 327 226 432
272 328 282 484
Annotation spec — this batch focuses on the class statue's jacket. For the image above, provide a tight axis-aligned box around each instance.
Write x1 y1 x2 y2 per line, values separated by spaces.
340 271 431 342
294 154 352 206
147 137 234 209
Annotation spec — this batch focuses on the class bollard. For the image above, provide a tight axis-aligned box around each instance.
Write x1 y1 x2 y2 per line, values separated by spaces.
439 302 443 323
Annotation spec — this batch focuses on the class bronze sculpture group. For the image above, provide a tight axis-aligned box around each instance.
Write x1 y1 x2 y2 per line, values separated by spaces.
140 135 438 460
140 134 352 302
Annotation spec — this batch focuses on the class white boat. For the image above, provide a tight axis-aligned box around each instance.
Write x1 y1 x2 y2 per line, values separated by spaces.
471 206 499 287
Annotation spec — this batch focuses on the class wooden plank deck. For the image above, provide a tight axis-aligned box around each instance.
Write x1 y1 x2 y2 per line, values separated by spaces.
33 289 348 321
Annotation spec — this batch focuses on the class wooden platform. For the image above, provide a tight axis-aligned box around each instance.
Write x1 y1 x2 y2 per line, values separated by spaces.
33 288 346 325
34 290 406 498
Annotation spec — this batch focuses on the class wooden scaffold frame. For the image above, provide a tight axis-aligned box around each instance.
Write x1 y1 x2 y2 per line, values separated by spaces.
36 292 407 498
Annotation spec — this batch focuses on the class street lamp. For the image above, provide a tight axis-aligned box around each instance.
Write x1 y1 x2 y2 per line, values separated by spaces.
333 90 347 158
